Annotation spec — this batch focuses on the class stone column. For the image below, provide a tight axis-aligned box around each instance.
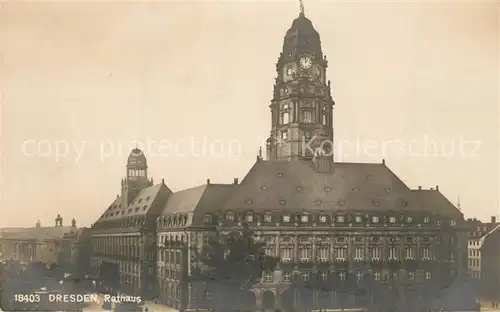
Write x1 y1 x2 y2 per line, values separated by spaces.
294 235 299 262
255 289 262 310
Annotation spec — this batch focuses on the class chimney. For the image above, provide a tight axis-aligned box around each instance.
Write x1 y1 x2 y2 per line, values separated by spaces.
207 178 210 185
418 186 422 190
233 178 239 185
161 178 165 185
491 216 496 224
436 185 439 191
382 159 385 165
430 188 434 191
467 218 472 222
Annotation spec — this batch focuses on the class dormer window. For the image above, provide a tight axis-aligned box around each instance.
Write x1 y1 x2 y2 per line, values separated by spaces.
279 199 286 205
355 216 363 223
301 215 309 223
277 172 284 177
283 215 291 223
366 174 373 181
372 200 380 206
138 199 143 204
261 185 268 191
450 220 456 227
389 216 396 223
245 199 252 204
338 200 345 205
226 212 234 221
319 215 327 223
424 216 430 223
406 216 413 223
264 214 272 223
146 196 151 201
372 216 379 223
352 188 359 192
324 187 331 192
336 216 345 223
315 200 322 206
436 220 441 226
384 188 391 193
296 186 303 192
204 214 212 224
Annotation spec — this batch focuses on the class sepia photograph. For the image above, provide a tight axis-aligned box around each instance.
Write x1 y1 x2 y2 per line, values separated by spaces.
0 0 499 311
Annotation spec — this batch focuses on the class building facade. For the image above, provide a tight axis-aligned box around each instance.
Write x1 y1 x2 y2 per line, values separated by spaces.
479 224 500 307
466 217 499 279
0 215 82 271
90 149 171 299
90 9 470 312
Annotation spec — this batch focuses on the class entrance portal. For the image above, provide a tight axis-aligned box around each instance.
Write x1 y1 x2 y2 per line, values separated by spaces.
262 290 275 310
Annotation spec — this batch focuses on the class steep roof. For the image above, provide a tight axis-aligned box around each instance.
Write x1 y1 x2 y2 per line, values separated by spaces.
97 183 171 222
220 159 461 219
223 159 412 213
161 184 234 215
479 223 500 248
159 183 235 226
411 189 463 219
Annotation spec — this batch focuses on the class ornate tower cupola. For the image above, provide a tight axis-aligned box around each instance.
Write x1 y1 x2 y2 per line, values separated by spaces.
267 1 335 172
121 148 150 207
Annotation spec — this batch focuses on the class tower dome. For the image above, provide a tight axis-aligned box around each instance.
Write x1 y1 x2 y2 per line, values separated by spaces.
281 12 323 64
127 148 147 169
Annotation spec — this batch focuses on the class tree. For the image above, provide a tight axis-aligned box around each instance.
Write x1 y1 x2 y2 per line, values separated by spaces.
194 222 279 310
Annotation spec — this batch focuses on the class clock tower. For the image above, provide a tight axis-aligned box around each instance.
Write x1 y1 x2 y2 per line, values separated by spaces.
266 9 335 172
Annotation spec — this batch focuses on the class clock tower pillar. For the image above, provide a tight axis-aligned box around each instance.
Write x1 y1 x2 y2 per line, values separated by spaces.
267 11 335 171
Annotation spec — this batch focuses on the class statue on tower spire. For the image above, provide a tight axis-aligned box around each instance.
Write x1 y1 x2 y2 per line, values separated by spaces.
299 0 305 15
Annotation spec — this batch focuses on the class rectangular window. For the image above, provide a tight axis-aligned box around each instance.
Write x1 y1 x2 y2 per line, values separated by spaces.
302 111 313 123
339 271 346 281
335 247 347 261
421 247 430 260
283 272 291 282
265 247 275 257
388 247 399 260
354 247 364 261
280 248 292 262
264 214 272 223
300 248 312 262
281 130 288 140
318 247 329 262
405 247 414 260
370 246 381 261
281 111 290 125
286 68 292 76
264 273 273 282
302 272 310 282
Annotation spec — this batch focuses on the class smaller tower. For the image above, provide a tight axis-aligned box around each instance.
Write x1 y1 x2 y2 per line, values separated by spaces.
36 219 41 228
55 214 63 227
71 218 77 228
121 148 150 207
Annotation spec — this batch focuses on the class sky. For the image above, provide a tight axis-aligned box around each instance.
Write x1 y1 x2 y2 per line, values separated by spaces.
1 0 498 227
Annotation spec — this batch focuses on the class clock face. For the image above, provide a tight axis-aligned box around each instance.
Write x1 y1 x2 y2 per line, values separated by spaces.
300 57 312 69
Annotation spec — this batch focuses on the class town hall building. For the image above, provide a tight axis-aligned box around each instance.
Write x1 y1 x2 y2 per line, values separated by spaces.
90 7 469 312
